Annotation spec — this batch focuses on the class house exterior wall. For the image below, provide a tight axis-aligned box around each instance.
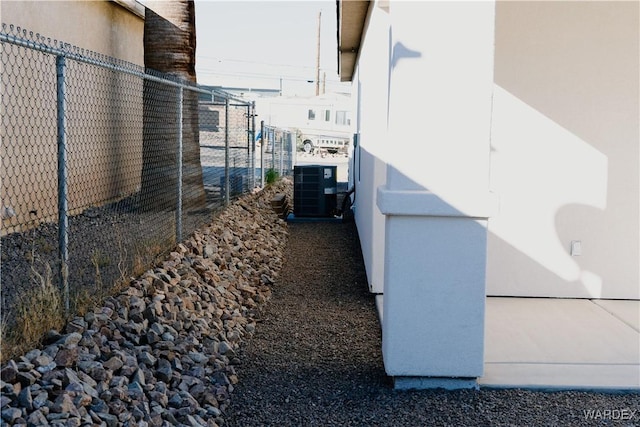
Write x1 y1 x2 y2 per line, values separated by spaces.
487 1 640 299
351 0 497 384
346 0 639 386
351 3 389 294
1 1 145 234
351 0 639 302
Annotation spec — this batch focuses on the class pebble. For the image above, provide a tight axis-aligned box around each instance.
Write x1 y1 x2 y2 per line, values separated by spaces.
0 180 291 426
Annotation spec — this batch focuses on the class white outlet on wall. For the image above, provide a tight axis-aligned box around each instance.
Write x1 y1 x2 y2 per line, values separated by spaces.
570 240 582 256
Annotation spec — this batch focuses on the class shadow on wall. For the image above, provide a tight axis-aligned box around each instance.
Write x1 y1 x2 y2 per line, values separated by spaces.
401 75 640 300
379 165 572 298
353 145 387 293
555 203 639 299
366 141 632 300
487 0 639 299
352 1 638 300
489 85 638 299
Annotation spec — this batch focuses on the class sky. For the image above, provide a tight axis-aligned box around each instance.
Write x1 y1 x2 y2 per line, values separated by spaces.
194 0 350 97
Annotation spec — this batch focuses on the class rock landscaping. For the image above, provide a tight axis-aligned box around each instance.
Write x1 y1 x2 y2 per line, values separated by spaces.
1 180 292 427
4 177 636 427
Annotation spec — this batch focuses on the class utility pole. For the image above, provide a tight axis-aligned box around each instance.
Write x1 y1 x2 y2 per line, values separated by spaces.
315 11 321 96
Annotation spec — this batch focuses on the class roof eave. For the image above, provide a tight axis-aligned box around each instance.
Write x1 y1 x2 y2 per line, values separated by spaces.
337 0 370 82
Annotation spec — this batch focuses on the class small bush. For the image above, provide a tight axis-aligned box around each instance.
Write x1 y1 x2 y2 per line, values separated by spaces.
265 168 279 185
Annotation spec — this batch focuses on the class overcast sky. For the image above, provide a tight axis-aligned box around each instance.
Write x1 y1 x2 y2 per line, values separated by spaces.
194 0 349 96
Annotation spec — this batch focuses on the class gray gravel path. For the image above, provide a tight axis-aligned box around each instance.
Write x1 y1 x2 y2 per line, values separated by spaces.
224 221 639 427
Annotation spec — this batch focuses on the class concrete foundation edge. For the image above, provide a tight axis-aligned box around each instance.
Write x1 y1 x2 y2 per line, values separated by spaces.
392 376 479 390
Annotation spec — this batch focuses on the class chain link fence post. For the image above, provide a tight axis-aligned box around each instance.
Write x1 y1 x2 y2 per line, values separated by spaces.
250 102 256 189
279 133 284 176
224 97 230 206
260 120 265 187
271 128 276 173
176 87 183 243
56 54 70 314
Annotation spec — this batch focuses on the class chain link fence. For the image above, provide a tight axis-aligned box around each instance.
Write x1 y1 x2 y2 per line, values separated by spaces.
0 24 293 329
258 123 296 185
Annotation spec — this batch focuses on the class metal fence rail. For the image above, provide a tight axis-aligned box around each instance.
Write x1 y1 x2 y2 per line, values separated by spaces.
0 24 293 324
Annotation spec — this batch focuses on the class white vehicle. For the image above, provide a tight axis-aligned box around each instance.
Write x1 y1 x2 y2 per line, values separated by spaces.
302 135 350 155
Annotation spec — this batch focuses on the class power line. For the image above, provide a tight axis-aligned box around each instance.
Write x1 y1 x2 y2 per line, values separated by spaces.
196 68 345 85
197 72 349 89
197 55 317 71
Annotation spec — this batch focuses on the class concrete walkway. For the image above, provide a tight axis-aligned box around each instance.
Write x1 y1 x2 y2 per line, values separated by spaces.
481 297 640 391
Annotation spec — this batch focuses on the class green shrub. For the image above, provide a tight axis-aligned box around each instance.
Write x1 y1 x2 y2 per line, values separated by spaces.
265 168 279 185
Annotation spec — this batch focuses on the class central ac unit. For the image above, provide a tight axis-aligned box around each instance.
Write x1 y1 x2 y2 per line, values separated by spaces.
293 165 337 217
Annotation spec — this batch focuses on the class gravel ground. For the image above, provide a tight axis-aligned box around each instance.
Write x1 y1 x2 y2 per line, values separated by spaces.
224 221 639 427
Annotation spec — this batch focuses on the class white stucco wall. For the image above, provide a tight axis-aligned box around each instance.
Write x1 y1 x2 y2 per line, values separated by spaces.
487 1 639 299
351 2 389 294
350 0 496 384
345 0 638 387
353 0 639 301
380 0 495 382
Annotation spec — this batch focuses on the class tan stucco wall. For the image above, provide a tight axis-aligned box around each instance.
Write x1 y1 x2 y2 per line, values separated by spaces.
1 0 143 65
487 1 639 299
1 1 145 234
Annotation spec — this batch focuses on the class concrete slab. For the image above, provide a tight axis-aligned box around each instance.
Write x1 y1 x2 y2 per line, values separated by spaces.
593 299 640 333
481 298 640 391
481 363 640 391
375 296 639 390
286 213 343 223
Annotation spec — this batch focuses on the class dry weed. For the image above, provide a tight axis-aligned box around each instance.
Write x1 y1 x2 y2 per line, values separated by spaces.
2 260 65 363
